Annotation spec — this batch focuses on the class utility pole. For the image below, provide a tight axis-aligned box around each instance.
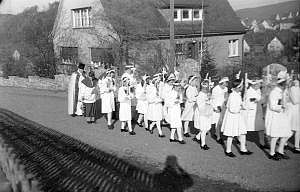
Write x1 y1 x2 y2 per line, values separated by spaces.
199 0 204 74
170 0 175 73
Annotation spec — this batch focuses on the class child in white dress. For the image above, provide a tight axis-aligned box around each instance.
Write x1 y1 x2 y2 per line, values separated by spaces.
221 79 252 157
244 79 265 147
288 80 300 153
99 69 116 129
166 80 185 144
194 80 213 150
181 75 199 137
136 74 150 129
146 75 165 137
118 76 135 135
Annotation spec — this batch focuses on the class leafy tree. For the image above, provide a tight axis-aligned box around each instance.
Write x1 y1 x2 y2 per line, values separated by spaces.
0 2 58 78
92 0 163 73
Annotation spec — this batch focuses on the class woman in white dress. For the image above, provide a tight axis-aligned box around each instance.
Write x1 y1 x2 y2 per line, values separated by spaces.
146 75 165 137
194 80 213 150
118 76 135 135
181 75 199 137
265 72 292 160
244 79 265 147
288 79 300 153
99 69 116 129
162 74 176 124
136 74 150 129
165 80 185 144
221 79 252 158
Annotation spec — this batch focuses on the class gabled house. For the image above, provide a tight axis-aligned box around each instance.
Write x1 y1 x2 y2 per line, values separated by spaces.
267 36 284 54
243 39 250 54
52 0 246 74
261 20 274 30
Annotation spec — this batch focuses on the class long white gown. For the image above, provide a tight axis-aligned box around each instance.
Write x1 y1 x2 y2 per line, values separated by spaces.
181 85 198 121
243 87 264 132
288 86 300 131
221 90 247 137
161 83 172 121
99 77 116 114
194 91 213 131
146 84 163 121
265 87 292 138
211 85 228 125
68 71 84 115
135 83 148 114
118 86 133 121
165 88 182 128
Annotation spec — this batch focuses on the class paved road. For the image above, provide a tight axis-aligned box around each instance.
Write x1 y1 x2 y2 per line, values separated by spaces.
0 87 300 191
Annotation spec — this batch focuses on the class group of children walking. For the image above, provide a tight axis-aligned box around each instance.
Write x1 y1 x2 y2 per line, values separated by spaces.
68 63 300 160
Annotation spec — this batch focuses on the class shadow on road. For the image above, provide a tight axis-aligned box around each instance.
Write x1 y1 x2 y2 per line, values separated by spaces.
154 155 193 192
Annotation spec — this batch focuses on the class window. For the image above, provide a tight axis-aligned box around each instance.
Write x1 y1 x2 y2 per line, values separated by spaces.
187 42 197 59
91 48 114 65
228 39 239 57
61 47 78 64
182 9 192 21
193 9 203 20
175 43 184 54
72 7 91 28
174 9 181 21
174 9 202 21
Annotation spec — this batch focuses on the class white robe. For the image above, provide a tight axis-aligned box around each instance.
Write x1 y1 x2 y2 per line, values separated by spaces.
135 83 148 114
99 77 116 113
211 85 228 125
78 81 96 104
181 85 198 121
265 87 292 138
165 88 182 128
118 86 133 121
221 90 247 137
243 87 264 132
67 71 84 115
161 83 172 121
288 86 300 131
146 84 163 121
194 91 213 131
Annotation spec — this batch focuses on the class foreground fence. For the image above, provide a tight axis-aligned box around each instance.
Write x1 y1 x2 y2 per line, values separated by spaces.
0 108 193 192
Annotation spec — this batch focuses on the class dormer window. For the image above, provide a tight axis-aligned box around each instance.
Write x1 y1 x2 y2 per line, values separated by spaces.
72 7 92 28
174 9 181 21
182 9 192 21
174 9 202 21
193 9 203 20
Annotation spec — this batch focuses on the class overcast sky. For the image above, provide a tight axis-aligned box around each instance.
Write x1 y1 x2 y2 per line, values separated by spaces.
0 0 296 14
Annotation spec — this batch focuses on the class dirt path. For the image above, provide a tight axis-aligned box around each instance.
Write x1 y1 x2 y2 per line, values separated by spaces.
0 87 299 191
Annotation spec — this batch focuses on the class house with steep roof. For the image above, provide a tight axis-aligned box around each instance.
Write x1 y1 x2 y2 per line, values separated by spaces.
261 20 274 30
52 0 246 74
267 36 284 56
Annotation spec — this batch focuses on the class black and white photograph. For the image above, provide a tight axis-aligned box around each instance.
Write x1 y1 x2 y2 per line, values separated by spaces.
0 0 299 191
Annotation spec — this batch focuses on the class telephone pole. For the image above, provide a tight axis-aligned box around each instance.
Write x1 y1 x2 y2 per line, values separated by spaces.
170 0 175 73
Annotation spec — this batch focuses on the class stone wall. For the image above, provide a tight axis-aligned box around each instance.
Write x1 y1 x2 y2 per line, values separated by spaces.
0 75 70 91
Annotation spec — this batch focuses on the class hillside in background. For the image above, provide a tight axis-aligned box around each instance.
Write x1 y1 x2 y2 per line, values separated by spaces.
236 0 300 21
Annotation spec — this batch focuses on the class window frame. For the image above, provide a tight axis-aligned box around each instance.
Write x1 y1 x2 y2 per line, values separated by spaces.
228 39 239 57
72 7 92 28
90 47 114 65
193 9 203 21
181 9 192 21
60 47 78 64
174 9 181 21
175 43 184 55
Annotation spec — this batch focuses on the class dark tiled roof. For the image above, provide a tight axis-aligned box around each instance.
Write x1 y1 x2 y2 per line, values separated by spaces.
100 0 246 39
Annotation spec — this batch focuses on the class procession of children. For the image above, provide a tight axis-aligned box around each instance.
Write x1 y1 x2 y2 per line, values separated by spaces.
68 63 300 160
